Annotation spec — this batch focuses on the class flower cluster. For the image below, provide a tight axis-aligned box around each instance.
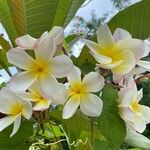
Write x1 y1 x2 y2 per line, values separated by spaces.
0 24 149 146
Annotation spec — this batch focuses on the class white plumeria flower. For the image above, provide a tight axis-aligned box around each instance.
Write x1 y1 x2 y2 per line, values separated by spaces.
62 66 104 119
125 127 150 150
113 28 150 85
7 31 73 92
17 82 66 111
118 78 150 133
15 26 64 48
0 87 32 137
84 24 144 75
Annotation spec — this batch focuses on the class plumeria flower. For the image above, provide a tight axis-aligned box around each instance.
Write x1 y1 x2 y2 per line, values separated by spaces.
125 127 150 150
0 87 32 137
62 66 104 119
118 78 150 133
7 31 73 92
84 24 144 75
17 82 66 111
113 28 150 85
15 26 64 49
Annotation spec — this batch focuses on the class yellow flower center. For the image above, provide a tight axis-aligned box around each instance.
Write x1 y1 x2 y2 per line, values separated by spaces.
131 101 141 113
10 102 23 115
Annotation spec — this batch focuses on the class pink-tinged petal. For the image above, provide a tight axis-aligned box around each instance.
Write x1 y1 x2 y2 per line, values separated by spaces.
10 114 21 137
19 99 32 119
15 35 36 49
111 50 136 75
51 55 73 78
97 24 114 48
113 28 131 42
35 36 56 60
134 115 146 133
80 93 103 117
137 60 150 71
140 105 150 124
62 95 80 119
82 72 104 92
99 60 123 69
67 66 81 86
0 116 16 132
48 26 64 46
38 73 58 99
8 71 37 91
7 48 36 70
116 39 144 61
33 100 51 111
113 74 124 85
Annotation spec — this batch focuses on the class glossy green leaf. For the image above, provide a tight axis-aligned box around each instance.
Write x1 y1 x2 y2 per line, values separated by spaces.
109 0 150 39
0 120 33 150
97 85 126 148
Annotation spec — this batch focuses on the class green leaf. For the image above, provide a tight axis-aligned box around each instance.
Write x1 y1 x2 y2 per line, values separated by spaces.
97 85 126 148
0 0 84 41
108 0 150 39
0 120 33 150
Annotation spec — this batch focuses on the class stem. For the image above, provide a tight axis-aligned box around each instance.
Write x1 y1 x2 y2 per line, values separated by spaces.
62 47 69 56
90 118 94 148
49 122 61 150
0 60 12 77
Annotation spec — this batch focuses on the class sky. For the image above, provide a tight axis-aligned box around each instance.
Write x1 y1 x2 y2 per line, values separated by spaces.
0 0 140 81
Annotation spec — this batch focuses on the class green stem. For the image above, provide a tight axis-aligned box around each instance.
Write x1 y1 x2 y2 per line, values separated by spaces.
0 61 12 77
90 118 94 148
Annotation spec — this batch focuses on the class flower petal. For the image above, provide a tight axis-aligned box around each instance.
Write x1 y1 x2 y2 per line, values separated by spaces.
15 35 36 49
113 28 131 42
10 113 21 137
136 89 143 102
137 60 150 71
67 66 81 86
82 72 104 92
140 105 150 124
35 36 56 60
33 100 51 111
0 116 16 132
19 99 32 119
8 71 37 91
97 24 114 48
111 50 136 75
51 55 73 78
7 48 36 70
116 39 144 61
48 26 64 46
80 93 103 117
62 95 80 119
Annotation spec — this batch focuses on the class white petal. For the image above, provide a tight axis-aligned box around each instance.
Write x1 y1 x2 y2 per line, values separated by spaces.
10 114 21 137
83 39 112 64
19 99 32 119
136 89 143 102
0 88 19 114
51 55 73 78
141 105 150 124
38 74 58 99
17 92 36 101
48 26 64 46
80 93 103 117
15 35 36 49
111 50 136 75
33 100 51 111
0 116 16 132
82 72 104 92
62 95 80 119
113 28 131 42
137 60 150 71
7 48 36 70
113 74 124 85
97 24 114 48
142 42 150 57
134 115 146 133
125 127 150 150
35 36 56 60
8 72 37 91
67 66 81 85
116 39 144 61
99 60 123 69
